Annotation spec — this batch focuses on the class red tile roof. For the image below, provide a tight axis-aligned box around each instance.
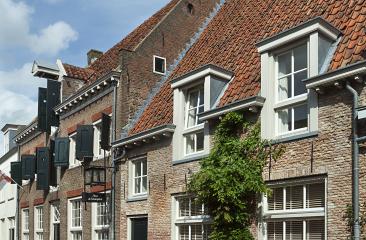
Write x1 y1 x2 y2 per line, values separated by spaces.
63 0 180 82
130 0 366 135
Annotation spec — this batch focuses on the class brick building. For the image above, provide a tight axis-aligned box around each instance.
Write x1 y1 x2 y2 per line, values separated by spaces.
13 1 221 240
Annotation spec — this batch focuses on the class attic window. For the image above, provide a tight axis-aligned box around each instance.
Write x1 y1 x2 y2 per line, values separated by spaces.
153 56 166 75
187 3 194 15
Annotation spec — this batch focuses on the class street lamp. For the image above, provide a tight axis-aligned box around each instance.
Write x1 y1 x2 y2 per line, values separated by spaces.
85 166 105 186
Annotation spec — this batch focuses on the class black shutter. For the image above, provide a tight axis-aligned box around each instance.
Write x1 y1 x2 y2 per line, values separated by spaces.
131 218 148 240
100 113 111 150
49 140 57 187
36 147 50 190
76 125 94 161
54 138 70 167
38 88 48 132
10 162 22 185
21 155 36 180
47 80 61 128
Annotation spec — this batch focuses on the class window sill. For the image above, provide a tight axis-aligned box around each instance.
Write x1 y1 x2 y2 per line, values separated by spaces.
126 195 148 203
172 153 209 166
270 131 318 145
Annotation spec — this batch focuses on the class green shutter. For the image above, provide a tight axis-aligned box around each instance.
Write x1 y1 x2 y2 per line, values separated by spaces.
10 162 22 185
36 147 50 190
21 155 36 180
47 80 61 128
38 88 48 132
49 140 57 187
100 113 111 150
76 125 94 161
54 138 70 167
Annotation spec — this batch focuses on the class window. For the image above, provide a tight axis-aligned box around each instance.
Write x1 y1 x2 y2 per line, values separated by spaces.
263 180 326 240
93 120 110 160
153 56 166 75
92 193 110 240
131 158 147 196
69 198 82 240
22 209 29 240
51 203 60 240
34 206 44 240
128 217 148 240
174 196 211 240
69 133 78 167
8 217 15 240
184 86 205 156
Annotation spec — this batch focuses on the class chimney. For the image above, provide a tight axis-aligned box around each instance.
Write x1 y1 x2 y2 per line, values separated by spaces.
87 49 103 66
1 124 23 154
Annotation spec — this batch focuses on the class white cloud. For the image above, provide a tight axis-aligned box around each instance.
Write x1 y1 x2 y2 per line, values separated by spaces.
0 0 78 56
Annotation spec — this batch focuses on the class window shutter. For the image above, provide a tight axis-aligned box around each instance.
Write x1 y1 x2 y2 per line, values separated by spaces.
46 80 61 128
307 183 325 208
100 113 111 150
36 147 50 190
10 162 22 185
21 155 36 180
38 88 48 132
54 138 70 167
49 140 57 187
76 125 94 161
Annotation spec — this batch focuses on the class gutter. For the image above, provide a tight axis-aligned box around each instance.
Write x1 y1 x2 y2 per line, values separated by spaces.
199 96 265 121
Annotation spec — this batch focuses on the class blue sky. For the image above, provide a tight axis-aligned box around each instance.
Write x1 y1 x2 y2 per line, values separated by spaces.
0 0 170 155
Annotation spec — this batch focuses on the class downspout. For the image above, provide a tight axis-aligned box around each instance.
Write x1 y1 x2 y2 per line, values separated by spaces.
16 144 20 240
345 82 360 240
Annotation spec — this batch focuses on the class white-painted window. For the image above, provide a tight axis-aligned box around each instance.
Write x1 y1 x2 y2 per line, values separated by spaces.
8 217 15 240
173 196 211 240
262 180 326 240
131 158 147 196
34 206 44 240
22 209 29 240
92 193 110 240
153 55 166 75
275 43 309 135
50 203 60 240
69 198 82 240
184 86 205 156
69 133 79 167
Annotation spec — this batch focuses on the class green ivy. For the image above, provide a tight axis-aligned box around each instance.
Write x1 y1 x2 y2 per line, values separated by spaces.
188 112 283 240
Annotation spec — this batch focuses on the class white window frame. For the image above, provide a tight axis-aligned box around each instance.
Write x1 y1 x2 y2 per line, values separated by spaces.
8 217 15 240
22 208 29 240
69 132 79 168
129 156 148 198
93 119 111 161
127 215 148 240
261 177 327 240
172 195 211 240
34 205 44 240
50 203 60 240
153 55 166 75
92 192 110 240
68 197 83 240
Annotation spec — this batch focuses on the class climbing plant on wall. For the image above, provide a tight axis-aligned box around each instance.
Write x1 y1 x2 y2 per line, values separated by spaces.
188 112 283 240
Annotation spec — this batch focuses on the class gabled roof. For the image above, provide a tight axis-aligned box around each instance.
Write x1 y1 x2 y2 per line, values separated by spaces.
130 0 366 135
63 0 180 82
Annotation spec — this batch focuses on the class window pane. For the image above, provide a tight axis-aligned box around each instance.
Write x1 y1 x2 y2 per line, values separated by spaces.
278 108 292 133
294 70 307 96
134 178 141 194
142 160 147 176
185 134 195 155
268 188 283 211
178 198 190 217
189 90 199 108
307 183 325 208
278 52 291 77
196 132 204 152
191 199 204 216
179 225 189 240
294 104 307 130
267 222 283 240
278 76 292 101
187 109 197 128
286 185 303 209
142 176 147 193
286 221 303 240
191 224 203 240
294 44 307 71
198 89 204 106
307 220 325 240
135 161 141 177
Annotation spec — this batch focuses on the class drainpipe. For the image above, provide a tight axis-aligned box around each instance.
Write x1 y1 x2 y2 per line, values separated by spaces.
345 82 360 240
16 144 20 240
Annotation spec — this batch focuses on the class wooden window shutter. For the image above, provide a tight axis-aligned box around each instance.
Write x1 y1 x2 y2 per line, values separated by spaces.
100 113 111 151
21 155 36 180
76 125 94 161
54 138 70 167
46 80 61 128
10 162 22 185
38 88 48 132
49 140 57 187
36 147 50 190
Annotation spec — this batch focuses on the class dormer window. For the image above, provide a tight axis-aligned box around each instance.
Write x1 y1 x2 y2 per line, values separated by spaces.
258 17 341 140
153 55 166 75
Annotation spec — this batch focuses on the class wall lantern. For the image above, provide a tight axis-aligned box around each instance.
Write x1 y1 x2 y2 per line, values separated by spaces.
85 166 105 186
